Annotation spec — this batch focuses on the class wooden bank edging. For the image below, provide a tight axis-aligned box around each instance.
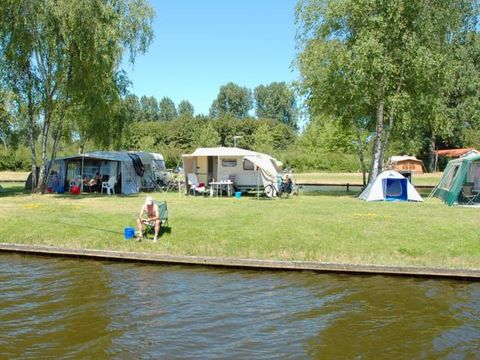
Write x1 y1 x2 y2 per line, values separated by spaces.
1 243 479 280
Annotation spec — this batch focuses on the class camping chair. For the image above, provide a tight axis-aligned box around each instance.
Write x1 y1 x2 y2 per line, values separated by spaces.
102 176 116 195
461 184 479 205
142 200 169 238
187 173 207 196
228 174 238 192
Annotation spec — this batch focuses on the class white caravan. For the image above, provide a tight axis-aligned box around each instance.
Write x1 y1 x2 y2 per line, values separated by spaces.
182 147 282 194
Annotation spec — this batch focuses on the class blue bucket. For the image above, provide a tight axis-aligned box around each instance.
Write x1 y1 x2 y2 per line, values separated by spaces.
235 191 242 198
124 227 135 240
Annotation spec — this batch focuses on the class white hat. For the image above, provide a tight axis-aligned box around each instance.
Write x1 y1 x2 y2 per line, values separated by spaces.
145 196 153 205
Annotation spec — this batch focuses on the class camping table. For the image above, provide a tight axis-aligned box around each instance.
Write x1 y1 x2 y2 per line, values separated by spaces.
209 180 233 197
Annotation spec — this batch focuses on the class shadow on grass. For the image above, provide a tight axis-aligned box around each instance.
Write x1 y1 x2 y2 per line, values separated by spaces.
50 193 140 201
0 184 30 197
301 190 361 198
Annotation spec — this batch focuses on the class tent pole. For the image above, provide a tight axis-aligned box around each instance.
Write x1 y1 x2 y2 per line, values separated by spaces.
81 153 84 192
257 167 259 200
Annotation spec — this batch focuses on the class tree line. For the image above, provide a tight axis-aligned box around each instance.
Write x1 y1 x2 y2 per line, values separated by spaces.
117 81 298 129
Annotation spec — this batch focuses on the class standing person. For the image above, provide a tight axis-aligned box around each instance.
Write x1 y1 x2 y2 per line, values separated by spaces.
136 196 160 242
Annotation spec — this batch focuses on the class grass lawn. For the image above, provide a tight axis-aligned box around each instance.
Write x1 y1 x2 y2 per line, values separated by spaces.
0 183 478 270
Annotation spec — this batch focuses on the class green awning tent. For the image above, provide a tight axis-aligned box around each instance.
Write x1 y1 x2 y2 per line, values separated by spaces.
430 154 480 206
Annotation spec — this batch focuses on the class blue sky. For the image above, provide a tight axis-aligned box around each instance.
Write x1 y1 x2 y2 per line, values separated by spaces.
123 0 299 116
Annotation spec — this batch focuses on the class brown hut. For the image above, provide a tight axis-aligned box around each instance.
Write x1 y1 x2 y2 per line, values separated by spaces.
387 156 425 174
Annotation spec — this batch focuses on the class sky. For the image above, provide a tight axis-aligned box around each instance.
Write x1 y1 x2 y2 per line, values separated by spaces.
123 0 299 116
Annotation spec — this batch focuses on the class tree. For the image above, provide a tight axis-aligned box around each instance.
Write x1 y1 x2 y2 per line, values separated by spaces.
193 121 220 148
178 99 195 118
210 82 252 119
123 94 142 123
140 95 159 122
159 97 177 121
254 82 298 129
295 0 477 183
252 121 275 154
0 0 154 191
0 89 13 149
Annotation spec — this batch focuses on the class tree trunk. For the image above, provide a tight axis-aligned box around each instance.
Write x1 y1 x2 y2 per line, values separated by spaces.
369 100 384 185
26 66 37 191
0 136 7 150
379 107 395 172
428 137 436 172
36 95 52 193
354 121 367 186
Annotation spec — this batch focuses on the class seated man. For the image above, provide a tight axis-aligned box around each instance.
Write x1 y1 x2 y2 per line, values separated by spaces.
136 196 160 243
282 174 293 195
88 171 102 192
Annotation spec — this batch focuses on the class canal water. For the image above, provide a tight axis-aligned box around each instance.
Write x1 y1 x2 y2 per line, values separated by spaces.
1 253 479 359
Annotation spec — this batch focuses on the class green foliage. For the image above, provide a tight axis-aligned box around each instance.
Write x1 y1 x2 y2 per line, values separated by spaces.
192 120 220 148
159 97 177 121
210 82 252 119
178 100 195 118
0 146 31 171
295 0 478 178
278 148 364 172
252 122 274 154
140 96 159 121
254 82 298 130
299 116 360 153
124 94 142 122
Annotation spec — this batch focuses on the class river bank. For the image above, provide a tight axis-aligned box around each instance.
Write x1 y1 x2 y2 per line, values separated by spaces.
1 185 478 274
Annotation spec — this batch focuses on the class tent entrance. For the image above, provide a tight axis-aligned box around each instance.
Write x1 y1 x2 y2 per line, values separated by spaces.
383 178 408 201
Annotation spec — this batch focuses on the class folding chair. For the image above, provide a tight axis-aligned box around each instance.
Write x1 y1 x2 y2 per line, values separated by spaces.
143 200 169 238
461 184 478 205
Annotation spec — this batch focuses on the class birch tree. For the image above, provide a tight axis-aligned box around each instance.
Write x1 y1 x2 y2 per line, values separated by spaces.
0 0 154 192
295 0 477 183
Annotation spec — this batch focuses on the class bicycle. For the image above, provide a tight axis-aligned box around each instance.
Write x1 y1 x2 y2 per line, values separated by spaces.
263 175 298 199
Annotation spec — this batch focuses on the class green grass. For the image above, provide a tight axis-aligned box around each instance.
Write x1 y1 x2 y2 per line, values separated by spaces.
0 186 478 270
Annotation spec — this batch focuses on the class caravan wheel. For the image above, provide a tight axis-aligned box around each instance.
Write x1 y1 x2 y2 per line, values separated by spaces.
264 184 277 198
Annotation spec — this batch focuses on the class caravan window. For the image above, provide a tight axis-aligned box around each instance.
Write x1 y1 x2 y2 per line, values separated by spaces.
243 159 254 171
222 159 237 167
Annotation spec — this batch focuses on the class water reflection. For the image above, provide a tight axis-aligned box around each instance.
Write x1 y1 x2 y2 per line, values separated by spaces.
0 254 479 359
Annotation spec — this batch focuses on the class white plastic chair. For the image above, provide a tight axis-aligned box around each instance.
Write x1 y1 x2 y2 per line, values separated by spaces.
187 173 206 196
102 177 116 195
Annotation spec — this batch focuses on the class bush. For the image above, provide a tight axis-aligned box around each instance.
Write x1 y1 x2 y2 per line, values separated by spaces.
277 149 367 173
0 146 31 171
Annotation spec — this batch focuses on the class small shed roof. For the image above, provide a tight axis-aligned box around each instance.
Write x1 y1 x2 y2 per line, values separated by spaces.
389 156 423 163
435 148 479 158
